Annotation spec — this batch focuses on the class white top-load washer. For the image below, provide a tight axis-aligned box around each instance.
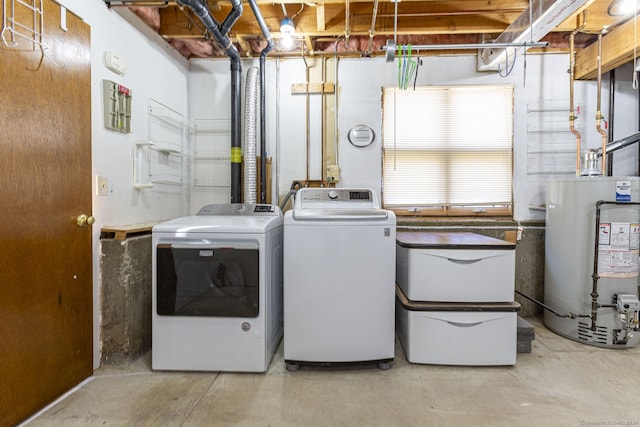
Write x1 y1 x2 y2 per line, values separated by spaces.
152 204 283 372
283 188 396 370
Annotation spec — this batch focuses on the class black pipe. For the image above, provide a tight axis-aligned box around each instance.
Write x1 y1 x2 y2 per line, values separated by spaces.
591 202 603 330
247 0 274 204
220 0 243 35
230 60 242 203
176 0 243 203
514 290 589 319
607 69 615 176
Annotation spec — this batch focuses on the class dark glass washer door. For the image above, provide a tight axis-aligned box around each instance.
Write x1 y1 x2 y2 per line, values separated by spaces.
157 244 260 317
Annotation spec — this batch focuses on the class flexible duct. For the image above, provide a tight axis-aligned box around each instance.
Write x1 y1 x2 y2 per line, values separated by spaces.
596 30 608 176
244 66 259 203
247 0 274 203
177 0 243 202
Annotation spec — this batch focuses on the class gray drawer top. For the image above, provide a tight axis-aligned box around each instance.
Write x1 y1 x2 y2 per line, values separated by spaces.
396 231 515 250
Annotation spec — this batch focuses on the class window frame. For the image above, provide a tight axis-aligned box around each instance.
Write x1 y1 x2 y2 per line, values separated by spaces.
381 85 514 219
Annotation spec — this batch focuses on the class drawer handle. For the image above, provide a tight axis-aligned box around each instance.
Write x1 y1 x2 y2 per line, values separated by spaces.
446 258 482 264
446 321 483 328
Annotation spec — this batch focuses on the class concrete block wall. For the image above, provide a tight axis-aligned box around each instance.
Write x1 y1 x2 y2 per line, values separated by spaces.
100 235 152 363
97 222 544 364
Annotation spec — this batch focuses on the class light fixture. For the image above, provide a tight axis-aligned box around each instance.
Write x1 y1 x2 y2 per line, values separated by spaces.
608 0 638 16
280 17 295 49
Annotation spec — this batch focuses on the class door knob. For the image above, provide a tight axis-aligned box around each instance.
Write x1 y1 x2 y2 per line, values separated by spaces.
77 214 96 227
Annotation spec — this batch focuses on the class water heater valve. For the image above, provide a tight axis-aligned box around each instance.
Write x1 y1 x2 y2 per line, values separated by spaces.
616 294 640 333
616 294 640 313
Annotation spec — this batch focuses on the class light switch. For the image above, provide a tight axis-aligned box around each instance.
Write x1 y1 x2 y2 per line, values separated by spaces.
97 176 108 196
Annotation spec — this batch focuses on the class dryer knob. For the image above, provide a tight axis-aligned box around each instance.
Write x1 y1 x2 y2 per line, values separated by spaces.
328 190 338 200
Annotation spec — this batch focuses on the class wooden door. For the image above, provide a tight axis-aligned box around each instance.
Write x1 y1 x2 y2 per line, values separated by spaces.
0 1 93 425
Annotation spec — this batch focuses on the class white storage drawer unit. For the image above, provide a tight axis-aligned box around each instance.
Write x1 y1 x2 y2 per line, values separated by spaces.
396 231 516 302
396 286 520 366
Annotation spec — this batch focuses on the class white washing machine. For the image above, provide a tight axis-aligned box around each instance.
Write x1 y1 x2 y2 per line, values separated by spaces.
283 188 396 370
152 204 283 372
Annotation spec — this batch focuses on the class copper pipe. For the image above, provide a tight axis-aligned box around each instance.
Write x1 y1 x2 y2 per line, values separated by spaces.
321 56 326 182
345 0 351 42
366 0 380 56
303 54 311 182
596 29 608 176
569 12 586 176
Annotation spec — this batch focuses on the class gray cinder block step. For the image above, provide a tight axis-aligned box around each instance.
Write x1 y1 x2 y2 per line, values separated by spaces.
517 316 535 353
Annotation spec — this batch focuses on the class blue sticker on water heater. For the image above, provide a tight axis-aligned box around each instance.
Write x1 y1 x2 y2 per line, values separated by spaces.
616 180 632 202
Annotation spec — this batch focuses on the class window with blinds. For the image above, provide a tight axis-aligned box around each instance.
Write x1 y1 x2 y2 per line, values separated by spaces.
382 85 514 217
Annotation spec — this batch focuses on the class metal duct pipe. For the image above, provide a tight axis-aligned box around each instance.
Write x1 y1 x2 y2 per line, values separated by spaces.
596 30 608 177
176 0 242 202
244 66 259 203
596 131 640 156
479 0 590 70
247 0 274 203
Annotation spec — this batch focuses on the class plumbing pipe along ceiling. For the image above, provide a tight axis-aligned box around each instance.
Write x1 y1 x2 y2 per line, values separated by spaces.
104 0 640 78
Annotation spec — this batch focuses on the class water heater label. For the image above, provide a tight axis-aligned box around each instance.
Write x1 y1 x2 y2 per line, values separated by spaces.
598 222 639 278
616 180 632 202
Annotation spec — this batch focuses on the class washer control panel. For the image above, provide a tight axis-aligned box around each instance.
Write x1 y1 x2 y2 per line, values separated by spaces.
294 188 379 209
197 203 281 216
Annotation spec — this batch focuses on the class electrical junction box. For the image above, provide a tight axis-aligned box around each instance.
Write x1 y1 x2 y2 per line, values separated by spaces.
326 165 340 183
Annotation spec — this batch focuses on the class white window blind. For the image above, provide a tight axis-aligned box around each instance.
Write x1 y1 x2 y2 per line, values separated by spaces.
382 85 514 216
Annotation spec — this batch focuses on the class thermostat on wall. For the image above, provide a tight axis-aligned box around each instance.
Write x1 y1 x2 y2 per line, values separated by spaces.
348 125 375 147
105 51 127 75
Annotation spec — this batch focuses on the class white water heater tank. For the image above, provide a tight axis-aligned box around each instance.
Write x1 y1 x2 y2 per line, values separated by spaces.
544 177 640 348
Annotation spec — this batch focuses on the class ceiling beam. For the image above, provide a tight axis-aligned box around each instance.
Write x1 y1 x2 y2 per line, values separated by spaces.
574 16 640 80
316 4 326 32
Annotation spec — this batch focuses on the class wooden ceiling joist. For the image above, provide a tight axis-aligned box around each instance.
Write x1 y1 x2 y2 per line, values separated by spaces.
574 16 640 80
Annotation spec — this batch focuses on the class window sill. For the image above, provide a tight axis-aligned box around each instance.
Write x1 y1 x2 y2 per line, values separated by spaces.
396 217 545 228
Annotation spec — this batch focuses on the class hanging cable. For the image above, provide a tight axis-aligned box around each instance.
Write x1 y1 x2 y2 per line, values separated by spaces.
522 42 527 87
413 57 422 90
498 48 517 77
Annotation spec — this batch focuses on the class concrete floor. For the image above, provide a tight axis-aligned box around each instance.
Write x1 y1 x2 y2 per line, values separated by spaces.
23 317 640 427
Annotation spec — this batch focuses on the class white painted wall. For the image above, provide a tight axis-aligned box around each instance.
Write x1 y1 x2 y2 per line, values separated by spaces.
190 53 639 222
57 0 190 368
49 0 640 370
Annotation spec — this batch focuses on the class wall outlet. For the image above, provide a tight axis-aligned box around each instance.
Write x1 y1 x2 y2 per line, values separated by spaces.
326 165 340 183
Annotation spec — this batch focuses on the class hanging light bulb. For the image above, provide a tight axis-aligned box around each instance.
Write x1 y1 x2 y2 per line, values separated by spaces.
607 0 638 16
280 17 295 49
